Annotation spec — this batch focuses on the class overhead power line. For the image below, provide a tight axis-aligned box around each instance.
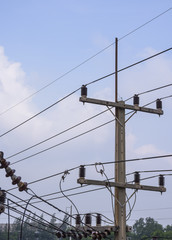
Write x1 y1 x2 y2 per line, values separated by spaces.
86 47 172 86
1 47 171 139
7 153 172 194
0 88 80 138
6 108 110 160
1 7 171 117
7 93 171 167
125 83 172 102
10 119 115 166
5 85 172 164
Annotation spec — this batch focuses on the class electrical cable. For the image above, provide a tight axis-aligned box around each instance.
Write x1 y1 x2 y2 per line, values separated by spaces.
9 92 172 167
1 7 170 117
5 203 57 233
6 108 110 160
20 195 35 240
8 198 63 233
10 118 115 166
5 85 172 169
10 186 107 207
125 83 172 102
126 169 172 176
26 188 98 233
59 172 80 216
7 153 172 193
86 212 114 224
0 87 80 138
119 7 172 41
6 191 77 232
86 47 172 87
101 170 117 224
126 191 137 222
3 212 56 236
125 175 132 222
161 94 172 100
83 153 172 167
7 199 10 240
1 47 171 140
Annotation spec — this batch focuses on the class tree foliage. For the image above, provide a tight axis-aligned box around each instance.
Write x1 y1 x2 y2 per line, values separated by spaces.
128 217 172 240
0 213 68 240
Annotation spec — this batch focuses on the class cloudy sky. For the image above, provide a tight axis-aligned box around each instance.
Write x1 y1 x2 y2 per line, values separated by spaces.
0 0 172 231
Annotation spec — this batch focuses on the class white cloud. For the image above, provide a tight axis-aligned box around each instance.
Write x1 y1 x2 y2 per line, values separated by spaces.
134 143 162 156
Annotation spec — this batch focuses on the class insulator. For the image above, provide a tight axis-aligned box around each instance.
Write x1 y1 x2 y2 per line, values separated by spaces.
18 181 28 191
81 85 87 98
83 232 88 238
92 232 97 240
62 232 66 238
0 159 10 169
159 174 164 187
72 232 77 239
134 172 140 184
5 167 15 177
0 151 4 160
77 233 83 239
133 94 139 106
100 232 106 238
56 232 62 238
85 213 91 225
79 165 85 178
96 214 101 226
76 214 81 226
156 99 162 110
97 233 102 240
0 190 6 214
0 204 5 214
0 190 6 204
11 175 21 185
104 230 110 236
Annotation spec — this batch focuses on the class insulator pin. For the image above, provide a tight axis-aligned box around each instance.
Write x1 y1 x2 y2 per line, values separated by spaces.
81 85 87 98
156 99 162 110
96 213 101 226
134 172 140 184
159 174 164 187
79 165 85 178
76 214 81 226
133 94 139 106
85 213 91 225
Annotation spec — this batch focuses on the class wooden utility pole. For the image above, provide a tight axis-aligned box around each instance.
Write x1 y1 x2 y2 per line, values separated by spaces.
78 37 165 240
115 37 126 240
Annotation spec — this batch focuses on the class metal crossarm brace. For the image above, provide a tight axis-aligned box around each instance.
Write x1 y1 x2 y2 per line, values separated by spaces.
77 178 166 193
79 97 163 115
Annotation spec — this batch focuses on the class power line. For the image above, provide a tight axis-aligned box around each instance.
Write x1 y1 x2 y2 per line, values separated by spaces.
0 87 80 138
3 212 56 235
6 85 172 165
10 119 115 166
127 169 172 176
125 83 172 102
7 153 172 193
86 47 172 86
1 7 171 117
1 47 171 139
119 7 172 40
6 108 110 160
6 190 85 233
6 202 59 233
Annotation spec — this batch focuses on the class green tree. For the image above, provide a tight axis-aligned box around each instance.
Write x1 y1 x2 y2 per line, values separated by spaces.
133 217 145 239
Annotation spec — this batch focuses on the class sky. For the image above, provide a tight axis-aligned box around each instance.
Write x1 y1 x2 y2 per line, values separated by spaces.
0 0 172 233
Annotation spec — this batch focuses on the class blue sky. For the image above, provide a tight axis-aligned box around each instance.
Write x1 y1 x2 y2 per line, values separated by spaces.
0 0 172 230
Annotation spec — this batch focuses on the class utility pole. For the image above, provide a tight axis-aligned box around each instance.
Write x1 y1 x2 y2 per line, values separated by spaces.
78 38 165 240
114 37 126 240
